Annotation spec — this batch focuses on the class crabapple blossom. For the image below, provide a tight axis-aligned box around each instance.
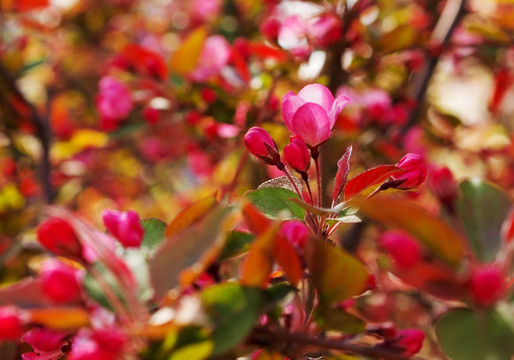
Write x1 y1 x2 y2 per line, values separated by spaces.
284 136 310 174
244 127 281 166
392 153 427 188
102 209 144 248
37 217 83 259
282 84 349 147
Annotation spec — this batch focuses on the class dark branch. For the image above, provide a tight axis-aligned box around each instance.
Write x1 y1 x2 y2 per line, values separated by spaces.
0 61 54 204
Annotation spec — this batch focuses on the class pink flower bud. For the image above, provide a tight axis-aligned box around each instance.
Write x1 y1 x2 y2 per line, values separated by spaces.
392 153 427 188
428 166 458 207
244 127 281 166
392 329 425 357
282 84 349 147
280 220 310 249
284 136 310 174
468 264 505 306
37 217 83 259
40 258 83 303
260 17 281 42
0 306 24 341
102 209 144 248
379 230 421 268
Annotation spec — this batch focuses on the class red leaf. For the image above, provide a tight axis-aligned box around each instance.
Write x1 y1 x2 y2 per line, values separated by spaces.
344 165 403 200
332 145 352 204
273 235 303 286
242 202 272 236
489 68 514 113
231 48 251 83
241 224 277 288
249 42 288 61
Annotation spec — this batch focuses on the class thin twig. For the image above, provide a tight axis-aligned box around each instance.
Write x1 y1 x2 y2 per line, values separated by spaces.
402 0 467 134
249 326 425 360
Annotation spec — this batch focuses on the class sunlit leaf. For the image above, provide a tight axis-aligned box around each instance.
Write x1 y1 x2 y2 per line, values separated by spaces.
315 306 366 334
353 197 464 266
201 283 264 355
456 179 512 262
257 175 302 194
51 130 109 161
28 307 89 329
141 218 167 253
241 202 271 236
168 340 213 360
344 165 403 200
306 239 368 305
170 26 208 75
436 306 514 360
165 194 217 238
247 187 306 220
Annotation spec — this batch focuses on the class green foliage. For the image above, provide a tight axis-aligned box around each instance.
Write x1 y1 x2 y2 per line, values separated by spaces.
246 188 306 220
456 179 512 262
140 218 167 253
436 306 514 360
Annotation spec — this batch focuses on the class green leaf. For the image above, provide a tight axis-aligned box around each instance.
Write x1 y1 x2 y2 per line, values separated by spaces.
436 307 514 360
201 283 265 355
141 218 167 253
168 341 213 360
246 187 306 220
456 179 512 262
306 239 369 305
264 283 297 305
219 231 254 261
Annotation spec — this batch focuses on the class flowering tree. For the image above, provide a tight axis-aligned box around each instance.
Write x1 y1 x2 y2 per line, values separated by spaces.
0 0 514 359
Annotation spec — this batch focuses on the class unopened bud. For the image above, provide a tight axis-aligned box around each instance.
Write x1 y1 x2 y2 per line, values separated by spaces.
244 127 281 166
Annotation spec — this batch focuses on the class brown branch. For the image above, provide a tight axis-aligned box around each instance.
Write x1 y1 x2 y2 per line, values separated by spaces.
0 61 54 204
249 326 425 360
402 0 467 135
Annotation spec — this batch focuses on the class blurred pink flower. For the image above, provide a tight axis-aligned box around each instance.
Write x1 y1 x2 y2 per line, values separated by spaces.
102 209 144 248
37 217 83 259
280 220 310 249
96 77 133 130
191 35 231 82
468 264 506 306
0 306 24 341
40 258 83 303
22 328 67 360
379 230 421 268
69 329 126 360
282 84 349 147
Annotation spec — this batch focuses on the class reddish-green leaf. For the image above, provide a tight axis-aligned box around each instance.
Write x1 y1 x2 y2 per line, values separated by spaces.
344 165 403 200
241 224 277 288
333 145 352 204
306 239 368 305
241 202 272 236
150 205 233 299
389 261 464 299
353 197 464 266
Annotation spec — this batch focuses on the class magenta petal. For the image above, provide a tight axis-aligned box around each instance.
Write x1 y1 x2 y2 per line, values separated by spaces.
292 103 331 146
329 95 350 127
298 84 334 110
282 92 305 134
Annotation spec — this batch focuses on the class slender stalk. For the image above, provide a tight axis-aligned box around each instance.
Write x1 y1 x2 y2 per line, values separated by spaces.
301 173 315 205
249 326 423 360
278 163 303 198
312 148 322 208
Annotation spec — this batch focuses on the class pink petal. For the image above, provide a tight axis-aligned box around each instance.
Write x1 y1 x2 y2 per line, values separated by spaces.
282 92 305 134
292 103 331 146
298 84 334 111
329 95 350 127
